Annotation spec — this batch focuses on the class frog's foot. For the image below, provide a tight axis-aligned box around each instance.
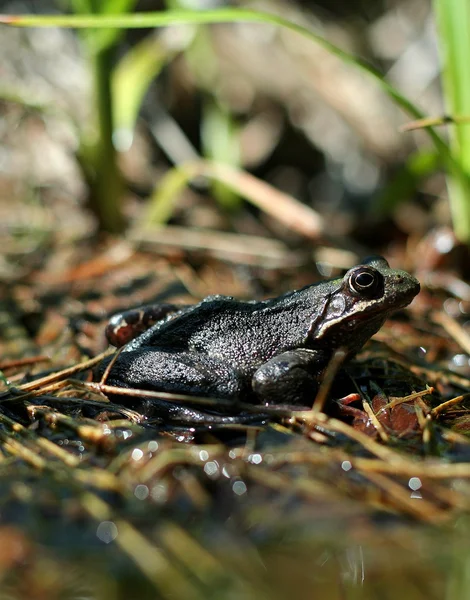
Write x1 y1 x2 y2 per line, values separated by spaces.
141 401 269 425
333 393 365 420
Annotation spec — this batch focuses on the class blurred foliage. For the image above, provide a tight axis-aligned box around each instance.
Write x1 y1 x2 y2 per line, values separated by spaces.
0 0 455 239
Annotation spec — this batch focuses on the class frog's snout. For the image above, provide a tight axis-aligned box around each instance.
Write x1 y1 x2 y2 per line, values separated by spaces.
407 275 420 297
394 272 421 304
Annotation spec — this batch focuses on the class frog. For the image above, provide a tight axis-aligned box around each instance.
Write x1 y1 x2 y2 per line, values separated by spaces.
100 257 420 409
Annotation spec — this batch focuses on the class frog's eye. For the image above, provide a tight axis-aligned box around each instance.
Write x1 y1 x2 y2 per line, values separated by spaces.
349 267 384 298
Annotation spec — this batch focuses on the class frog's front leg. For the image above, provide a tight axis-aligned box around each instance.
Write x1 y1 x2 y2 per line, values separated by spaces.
252 349 328 405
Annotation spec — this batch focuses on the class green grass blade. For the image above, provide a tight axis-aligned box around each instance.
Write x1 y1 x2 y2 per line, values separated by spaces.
112 33 181 150
71 0 139 53
69 1 139 231
187 25 242 211
146 165 196 225
201 98 242 210
434 0 470 242
5 6 469 235
101 0 139 13
434 0 470 167
70 0 94 13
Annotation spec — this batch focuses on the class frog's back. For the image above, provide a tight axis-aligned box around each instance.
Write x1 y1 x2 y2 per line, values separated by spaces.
139 289 327 369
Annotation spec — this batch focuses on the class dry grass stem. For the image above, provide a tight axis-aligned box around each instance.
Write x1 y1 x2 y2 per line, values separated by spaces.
431 394 470 417
362 399 389 442
432 311 470 355
311 347 348 413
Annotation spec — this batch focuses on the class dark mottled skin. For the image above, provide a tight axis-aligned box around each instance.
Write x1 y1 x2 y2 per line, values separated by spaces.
100 257 420 407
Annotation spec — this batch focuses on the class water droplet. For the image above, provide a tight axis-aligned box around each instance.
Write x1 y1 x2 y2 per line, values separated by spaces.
134 484 149 500
150 483 169 503
232 481 247 496
132 448 144 461
408 477 422 491
204 461 219 477
96 521 118 544
147 441 158 452
199 450 209 461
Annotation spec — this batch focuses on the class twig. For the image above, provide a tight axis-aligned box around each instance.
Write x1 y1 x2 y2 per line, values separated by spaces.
311 347 348 413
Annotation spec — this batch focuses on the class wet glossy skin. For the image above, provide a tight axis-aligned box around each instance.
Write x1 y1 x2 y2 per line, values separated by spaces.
102 257 420 406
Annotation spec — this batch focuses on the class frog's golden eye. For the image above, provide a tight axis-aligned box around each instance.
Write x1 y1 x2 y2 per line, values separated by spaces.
349 267 384 298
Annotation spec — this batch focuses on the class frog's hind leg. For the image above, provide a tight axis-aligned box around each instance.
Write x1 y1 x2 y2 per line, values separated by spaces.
105 303 183 347
100 349 247 401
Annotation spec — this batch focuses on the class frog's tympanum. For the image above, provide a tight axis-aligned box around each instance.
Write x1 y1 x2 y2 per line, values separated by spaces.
102 257 420 406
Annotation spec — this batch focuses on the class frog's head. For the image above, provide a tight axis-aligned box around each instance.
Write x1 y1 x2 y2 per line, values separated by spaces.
309 257 420 351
